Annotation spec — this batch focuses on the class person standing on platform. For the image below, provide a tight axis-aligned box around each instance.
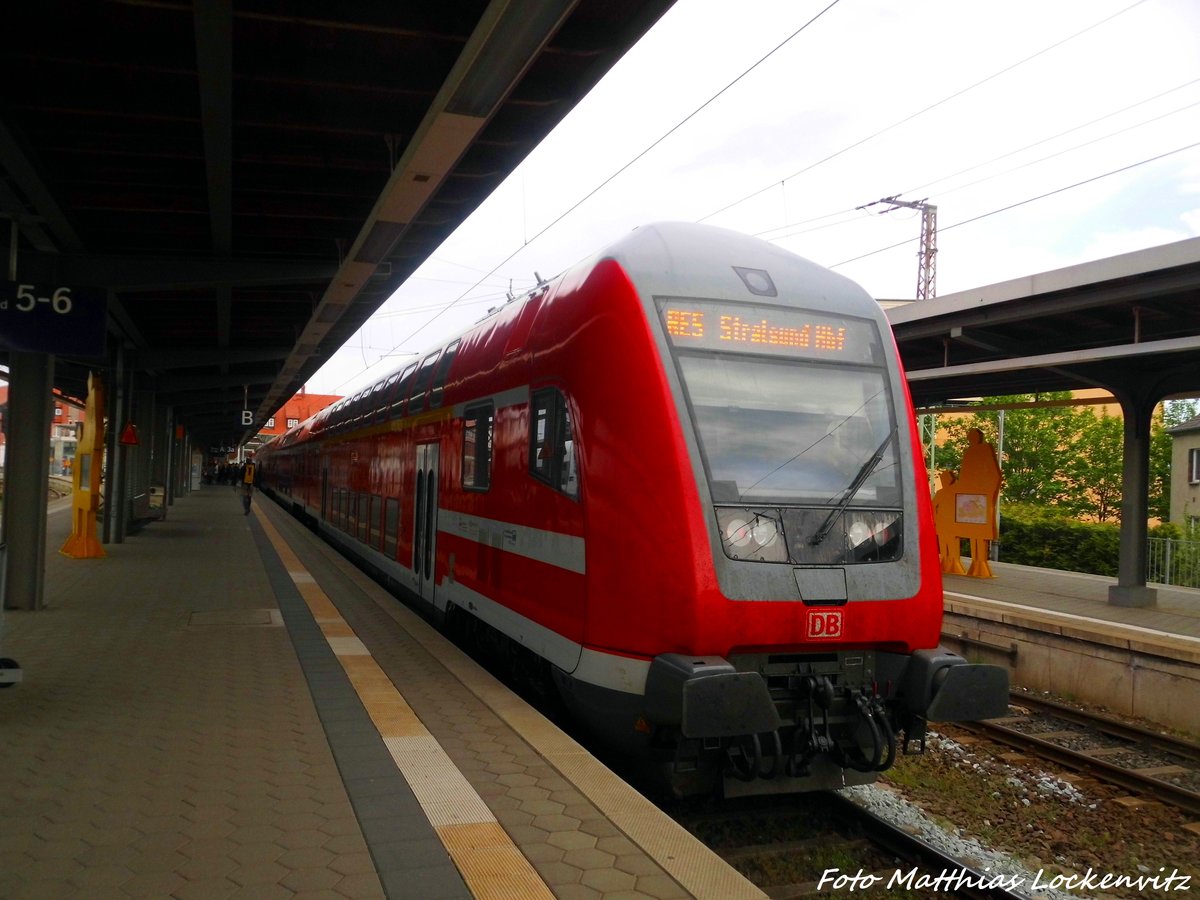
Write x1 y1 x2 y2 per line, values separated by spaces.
240 454 257 515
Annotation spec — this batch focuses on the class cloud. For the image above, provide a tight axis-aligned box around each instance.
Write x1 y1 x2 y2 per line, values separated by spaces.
305 0 1200 396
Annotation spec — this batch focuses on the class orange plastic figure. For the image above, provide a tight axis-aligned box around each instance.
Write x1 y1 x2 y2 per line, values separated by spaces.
60 372 107 559
932 470 966 574
933 428 1002 578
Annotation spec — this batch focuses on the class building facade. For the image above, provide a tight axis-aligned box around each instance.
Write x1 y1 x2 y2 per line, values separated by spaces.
243 387 341 456
0 385 86 471
1169 415 1200 532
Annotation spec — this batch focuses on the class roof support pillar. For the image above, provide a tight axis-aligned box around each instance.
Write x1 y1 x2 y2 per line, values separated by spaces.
2 352 55 611
102 343 129 545
1108 386 1159 607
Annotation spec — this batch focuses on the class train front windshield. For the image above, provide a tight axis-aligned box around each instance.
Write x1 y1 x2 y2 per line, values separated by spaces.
659 298 903 564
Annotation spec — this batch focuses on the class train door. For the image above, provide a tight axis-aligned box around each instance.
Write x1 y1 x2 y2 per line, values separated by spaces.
320 465 329 523
413 443 441 610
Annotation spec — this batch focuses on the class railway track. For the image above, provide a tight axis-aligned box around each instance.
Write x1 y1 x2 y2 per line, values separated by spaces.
672 791 1028 899
955 691 1200 816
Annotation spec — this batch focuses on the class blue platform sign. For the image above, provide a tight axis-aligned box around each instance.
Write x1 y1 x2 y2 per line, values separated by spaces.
0 281 108 357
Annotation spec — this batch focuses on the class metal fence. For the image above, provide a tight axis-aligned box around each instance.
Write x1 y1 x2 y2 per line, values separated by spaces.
1147 536 1200 588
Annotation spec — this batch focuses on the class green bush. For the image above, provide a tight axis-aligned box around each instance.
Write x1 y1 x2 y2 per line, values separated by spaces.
992 505 1186 576
996 505 1119 576
1151 520 1183 540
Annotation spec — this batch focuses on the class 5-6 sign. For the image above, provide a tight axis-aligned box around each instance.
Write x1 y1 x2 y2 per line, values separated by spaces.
0 280 107 356
3 283 75 314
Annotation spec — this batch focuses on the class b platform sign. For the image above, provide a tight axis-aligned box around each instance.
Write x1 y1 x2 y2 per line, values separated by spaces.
0 281 107 357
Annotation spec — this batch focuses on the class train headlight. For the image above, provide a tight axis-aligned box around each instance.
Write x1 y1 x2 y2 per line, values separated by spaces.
845 511 903 561
717 508 788 562
752 516 779 547
847 518 875 548
723 515 754 550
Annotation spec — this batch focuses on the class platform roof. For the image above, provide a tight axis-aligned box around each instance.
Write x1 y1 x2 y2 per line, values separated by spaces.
886 236 1200 409
0 0 674 447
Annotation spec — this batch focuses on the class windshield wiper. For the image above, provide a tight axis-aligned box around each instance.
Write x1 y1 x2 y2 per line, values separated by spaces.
810 429 896 546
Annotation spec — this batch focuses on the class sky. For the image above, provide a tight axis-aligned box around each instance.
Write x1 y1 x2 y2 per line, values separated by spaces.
306 0 1200 398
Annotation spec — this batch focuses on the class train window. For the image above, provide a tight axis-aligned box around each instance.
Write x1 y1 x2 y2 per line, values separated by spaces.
361 381 385 423
429 339 460 409
358 494 371 542
530 388 578 499
407 351 442 415
389 361 420 419
676 351 899 508
339 395 358 431
352 388 374 426
462 401 494 491
369 495 383 548
374 372 401 423
384 498 400 558
347 492 359 535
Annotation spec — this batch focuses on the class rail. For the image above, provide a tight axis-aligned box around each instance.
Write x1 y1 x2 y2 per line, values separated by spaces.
958 692 1200 816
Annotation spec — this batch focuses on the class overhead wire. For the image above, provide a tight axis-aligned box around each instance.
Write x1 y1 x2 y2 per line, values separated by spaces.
829 139 1200 270
899 76 1200 199
754 76 1200 245
698 0 1152 225
912 98 1200 201
336 0 846 391
337 0 1170 391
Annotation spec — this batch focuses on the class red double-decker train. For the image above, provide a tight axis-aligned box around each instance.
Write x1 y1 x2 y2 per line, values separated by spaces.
258 222 1007 797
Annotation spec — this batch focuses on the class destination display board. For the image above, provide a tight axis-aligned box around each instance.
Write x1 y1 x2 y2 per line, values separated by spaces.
659 298 880 365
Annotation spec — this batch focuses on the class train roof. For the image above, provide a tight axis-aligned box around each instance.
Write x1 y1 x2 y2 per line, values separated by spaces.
594 222 879 319
265 222 882 446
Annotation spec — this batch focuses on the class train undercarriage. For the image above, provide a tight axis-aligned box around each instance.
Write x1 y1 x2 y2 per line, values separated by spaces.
640 648 1008 798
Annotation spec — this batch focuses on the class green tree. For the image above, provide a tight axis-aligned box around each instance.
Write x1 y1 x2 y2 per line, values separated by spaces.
936 393 1089 507
1164 398 1200 427
1063 412 1124 521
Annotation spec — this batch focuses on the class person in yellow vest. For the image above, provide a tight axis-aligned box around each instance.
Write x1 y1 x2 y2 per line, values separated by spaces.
240 454 257 515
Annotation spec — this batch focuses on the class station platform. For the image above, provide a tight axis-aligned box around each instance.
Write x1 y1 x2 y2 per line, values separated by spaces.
945 563 1200 653
941 564 1200 735
0 490 763 900
6 493 1200 899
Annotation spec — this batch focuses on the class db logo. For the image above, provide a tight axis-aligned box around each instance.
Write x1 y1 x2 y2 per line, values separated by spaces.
806 609 844 640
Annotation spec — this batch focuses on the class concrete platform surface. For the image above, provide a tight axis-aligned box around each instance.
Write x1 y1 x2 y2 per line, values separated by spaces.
0 489 762 900
945 562 1200 659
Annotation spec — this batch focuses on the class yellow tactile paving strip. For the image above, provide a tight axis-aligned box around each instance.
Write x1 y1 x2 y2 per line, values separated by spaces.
390 612 765 900
254 507 556 900
253 501 766 900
